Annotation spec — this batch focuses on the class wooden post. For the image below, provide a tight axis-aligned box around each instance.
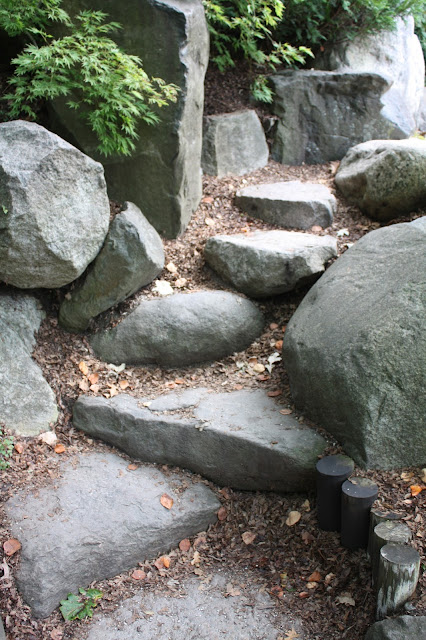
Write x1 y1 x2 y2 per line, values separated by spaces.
370 521 412 587
376 544 420 620
367 508 400 560
316 454 354 531
340 477 378 549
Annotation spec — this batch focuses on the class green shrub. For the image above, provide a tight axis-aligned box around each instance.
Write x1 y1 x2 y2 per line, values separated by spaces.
0 0 178 156
0 426 13 470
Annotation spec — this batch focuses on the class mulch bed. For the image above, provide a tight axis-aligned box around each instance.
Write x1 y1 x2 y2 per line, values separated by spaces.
0 64 425 640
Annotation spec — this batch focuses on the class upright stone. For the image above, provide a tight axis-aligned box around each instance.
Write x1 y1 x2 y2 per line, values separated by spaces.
0 121 110 289
270 70 405 165
52 0 209 238
59 202 165 332
202 110 269 177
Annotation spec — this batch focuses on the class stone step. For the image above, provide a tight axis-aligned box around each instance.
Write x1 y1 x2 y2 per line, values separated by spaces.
204 229 337 298
85 572 304 640
73 388 326 492
235 181 336 230
5 452 220 618
89 290 264 367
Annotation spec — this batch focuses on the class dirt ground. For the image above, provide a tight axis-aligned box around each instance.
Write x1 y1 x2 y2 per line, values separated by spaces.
0 65 425 640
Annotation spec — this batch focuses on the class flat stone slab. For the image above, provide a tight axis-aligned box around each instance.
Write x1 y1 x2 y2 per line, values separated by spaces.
90 291 264 367
5 452 220 618
73 389 326 492
0 294 58 435
235 181 336 229
365 615 426 640
59 202 165 332
85 572 304 640
202 110 269 177
204 230 337 297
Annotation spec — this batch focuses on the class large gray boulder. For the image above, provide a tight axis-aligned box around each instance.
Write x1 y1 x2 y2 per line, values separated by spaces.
282 217 426 469
365 616 426 640
270 71 405 165
51 0 209 239
59 202 165 332
0 120 110 289
73 389 326 491
235 181 336 229
202 110 269 177
204 230 337 298
5 452 219 618
90 291 264 367
317 17 425 136
335 138 426 221
0 294 58 435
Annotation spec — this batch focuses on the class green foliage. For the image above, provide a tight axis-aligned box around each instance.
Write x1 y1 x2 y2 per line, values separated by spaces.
274 0 426 54
0 1 178 156
0 426 13 470
60 587 103 620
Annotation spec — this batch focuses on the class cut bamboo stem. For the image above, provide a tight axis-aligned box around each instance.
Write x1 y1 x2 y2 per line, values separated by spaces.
316 454 354 531
376 544 420 620
371 521 412 587
367 508 401 560
341 477 378 549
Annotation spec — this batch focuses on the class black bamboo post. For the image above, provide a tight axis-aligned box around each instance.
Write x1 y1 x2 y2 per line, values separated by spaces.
371 521 412 587
340 477 378 549
367 508 401 560
376 544 420 619
316 454 354 531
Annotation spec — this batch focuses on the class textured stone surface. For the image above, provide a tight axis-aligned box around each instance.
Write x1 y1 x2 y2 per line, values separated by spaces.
202 110 269 177
73 389 326 491
235 181 336 229
419 88 426 130
282 217 426 469
85 572 303 640
0 294 58 436
364 616 426 639
317 17 425 137
204 230 337 297
59 202 164 332
270 70 405 165
6 452 219 618
0 120 109 288
335 138 426 221
51 0 209 238
90 291 264 366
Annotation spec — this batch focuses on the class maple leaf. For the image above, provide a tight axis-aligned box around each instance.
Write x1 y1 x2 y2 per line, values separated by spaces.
284 629 300 639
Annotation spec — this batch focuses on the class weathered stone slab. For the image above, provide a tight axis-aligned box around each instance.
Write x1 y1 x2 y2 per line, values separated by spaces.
335 138 426 221
270 70 405 165
204 230 337 297
317 17 425 138
90 291 264 367
51 0 209 238
235 181 336 229
59 202 164 332
202 110 269 177
365 616 426 640
73 389 326 492
0 294 58 436
283 217 426 469
5 452 219 618
0 120 110 288
85 572 303 640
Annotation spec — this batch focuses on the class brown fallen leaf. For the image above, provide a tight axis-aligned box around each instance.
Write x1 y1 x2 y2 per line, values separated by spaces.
286 511 301 527
421 468 426 483
284 628 300 639
217 506 227 521
88 373 99 385
205 217 214 226
119 380 129 390
202 196 214 204
79 379 90 392
162 556 171 568
160 493 174 509
280 409 292 415
78 361 89 376
50 628 63 640
179 539 191 552
174 379 185 385
39 431 58 447
267 390 282 397
410 485 425 496
14 442 24 454
131 569 146 580
252 363 265 373
166 262 178 274
242 531 256 545
307 570 322 582
269 323 279 330
301 531 315 545
226 583 241 597
336 594 356 606
54 443 66 454
257 374 270 381
127 464 138 471
175 278 187 288
191 550 201 566
275 340 283 350
298 591 309 598
3 538 21 556
154 556 168 571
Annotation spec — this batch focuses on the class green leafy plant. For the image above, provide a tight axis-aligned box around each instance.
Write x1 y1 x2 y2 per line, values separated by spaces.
203 0 313 102
0 0 178 156
60 587 103 620
0 427 13 469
